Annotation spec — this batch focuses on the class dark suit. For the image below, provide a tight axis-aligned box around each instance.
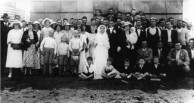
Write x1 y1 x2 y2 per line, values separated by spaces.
161 29 178 51
85 25 91 33
133 63 150 74
149 63 165 76
135 27 147 49
153 47 168 64
119 65 134 74
186 47 194 75
107 27 119 68
1 20 11 69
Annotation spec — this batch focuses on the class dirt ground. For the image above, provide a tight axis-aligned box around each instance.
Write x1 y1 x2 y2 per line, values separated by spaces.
1 76 194 103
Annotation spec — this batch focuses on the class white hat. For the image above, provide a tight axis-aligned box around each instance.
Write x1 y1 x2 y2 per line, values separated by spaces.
123 22 132 27
10 20 22 27
64 21 70 25
51 21 56 25
42 18 52 25
33 21 40 24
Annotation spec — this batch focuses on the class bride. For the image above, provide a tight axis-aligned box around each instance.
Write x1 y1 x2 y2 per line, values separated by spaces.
93 25 110 79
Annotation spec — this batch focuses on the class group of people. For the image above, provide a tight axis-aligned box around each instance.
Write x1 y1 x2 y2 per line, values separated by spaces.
1 8 194 81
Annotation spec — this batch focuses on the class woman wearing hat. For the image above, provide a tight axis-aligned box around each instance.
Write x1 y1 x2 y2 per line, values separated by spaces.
62 22 73 44
21 22 38 76
117 22 137 70
41 18 54 39
6 20 23 78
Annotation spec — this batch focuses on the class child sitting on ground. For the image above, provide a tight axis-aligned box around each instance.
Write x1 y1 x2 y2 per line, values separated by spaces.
57 35 69 76
78 57 94 80
102 58 117 79
132 58 150 80
69 32 82 76
120 59 134 79
149 56 166 81
40 29 57 76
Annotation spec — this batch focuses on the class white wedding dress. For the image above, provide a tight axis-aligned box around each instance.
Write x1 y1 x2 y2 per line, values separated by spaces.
93 25 110 79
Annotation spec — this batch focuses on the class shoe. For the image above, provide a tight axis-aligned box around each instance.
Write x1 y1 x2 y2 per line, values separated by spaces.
8 73 12 78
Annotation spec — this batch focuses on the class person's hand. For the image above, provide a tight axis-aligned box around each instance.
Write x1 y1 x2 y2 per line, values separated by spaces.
26 38 30 43
117 47 121 52
126 39 131 44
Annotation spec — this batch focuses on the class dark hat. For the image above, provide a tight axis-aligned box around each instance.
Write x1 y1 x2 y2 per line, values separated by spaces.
1 13 10 19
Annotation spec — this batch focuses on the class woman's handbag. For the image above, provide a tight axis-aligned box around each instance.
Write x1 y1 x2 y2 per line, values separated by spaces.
11 43 22 50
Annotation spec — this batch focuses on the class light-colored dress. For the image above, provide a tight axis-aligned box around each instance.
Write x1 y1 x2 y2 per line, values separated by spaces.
41 27 53 38
88 33 96 60
93 25 110 79
79 32 89 73
6 29 23 68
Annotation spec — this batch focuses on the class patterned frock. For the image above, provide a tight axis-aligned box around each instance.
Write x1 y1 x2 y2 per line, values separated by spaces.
23 31 36 68
34 30 41 69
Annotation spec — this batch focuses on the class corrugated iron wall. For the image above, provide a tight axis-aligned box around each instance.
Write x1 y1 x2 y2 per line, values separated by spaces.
0 1 25 21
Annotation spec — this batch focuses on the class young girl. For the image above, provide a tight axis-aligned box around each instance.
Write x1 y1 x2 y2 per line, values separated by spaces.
57 35 69 76
102 58 117 79
78 57 94 80
22 22 38 76
40 29 57 76
69 32 82 76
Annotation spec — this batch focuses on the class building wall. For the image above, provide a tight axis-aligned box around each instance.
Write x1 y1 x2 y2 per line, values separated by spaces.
0 1 26 21
30 0 183 24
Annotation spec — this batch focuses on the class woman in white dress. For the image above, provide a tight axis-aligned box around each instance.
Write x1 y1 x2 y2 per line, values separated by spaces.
93 25 110 79
6 20 23 78
79 25 90 73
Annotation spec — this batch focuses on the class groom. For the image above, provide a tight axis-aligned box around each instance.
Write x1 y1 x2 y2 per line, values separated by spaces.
106 19 119 68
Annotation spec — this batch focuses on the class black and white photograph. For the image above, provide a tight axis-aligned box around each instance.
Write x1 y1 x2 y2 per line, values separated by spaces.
0 0 194 102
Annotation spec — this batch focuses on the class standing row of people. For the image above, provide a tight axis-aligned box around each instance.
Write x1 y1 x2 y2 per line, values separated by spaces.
1 10 194 80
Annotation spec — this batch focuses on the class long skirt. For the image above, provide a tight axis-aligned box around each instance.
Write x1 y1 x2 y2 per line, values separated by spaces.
23 45 36 68
6 44 23 68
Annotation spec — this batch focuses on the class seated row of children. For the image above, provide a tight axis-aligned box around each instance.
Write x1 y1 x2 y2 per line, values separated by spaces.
78 56 166 81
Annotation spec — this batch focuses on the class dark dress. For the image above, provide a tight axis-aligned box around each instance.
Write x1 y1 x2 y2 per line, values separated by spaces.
118 30 137 67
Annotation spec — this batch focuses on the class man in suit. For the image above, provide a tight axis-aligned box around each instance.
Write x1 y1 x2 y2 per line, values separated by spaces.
161 21 178 52
137 41 153 63
153 41 168 65
132 58 150 80
167 42 190 77
158 18 166 30
82 16 91 33
107 19 118 68
149 56 166 78
1 13 11 74
135 20 146 50
186 39 194 76
107 8 116 21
